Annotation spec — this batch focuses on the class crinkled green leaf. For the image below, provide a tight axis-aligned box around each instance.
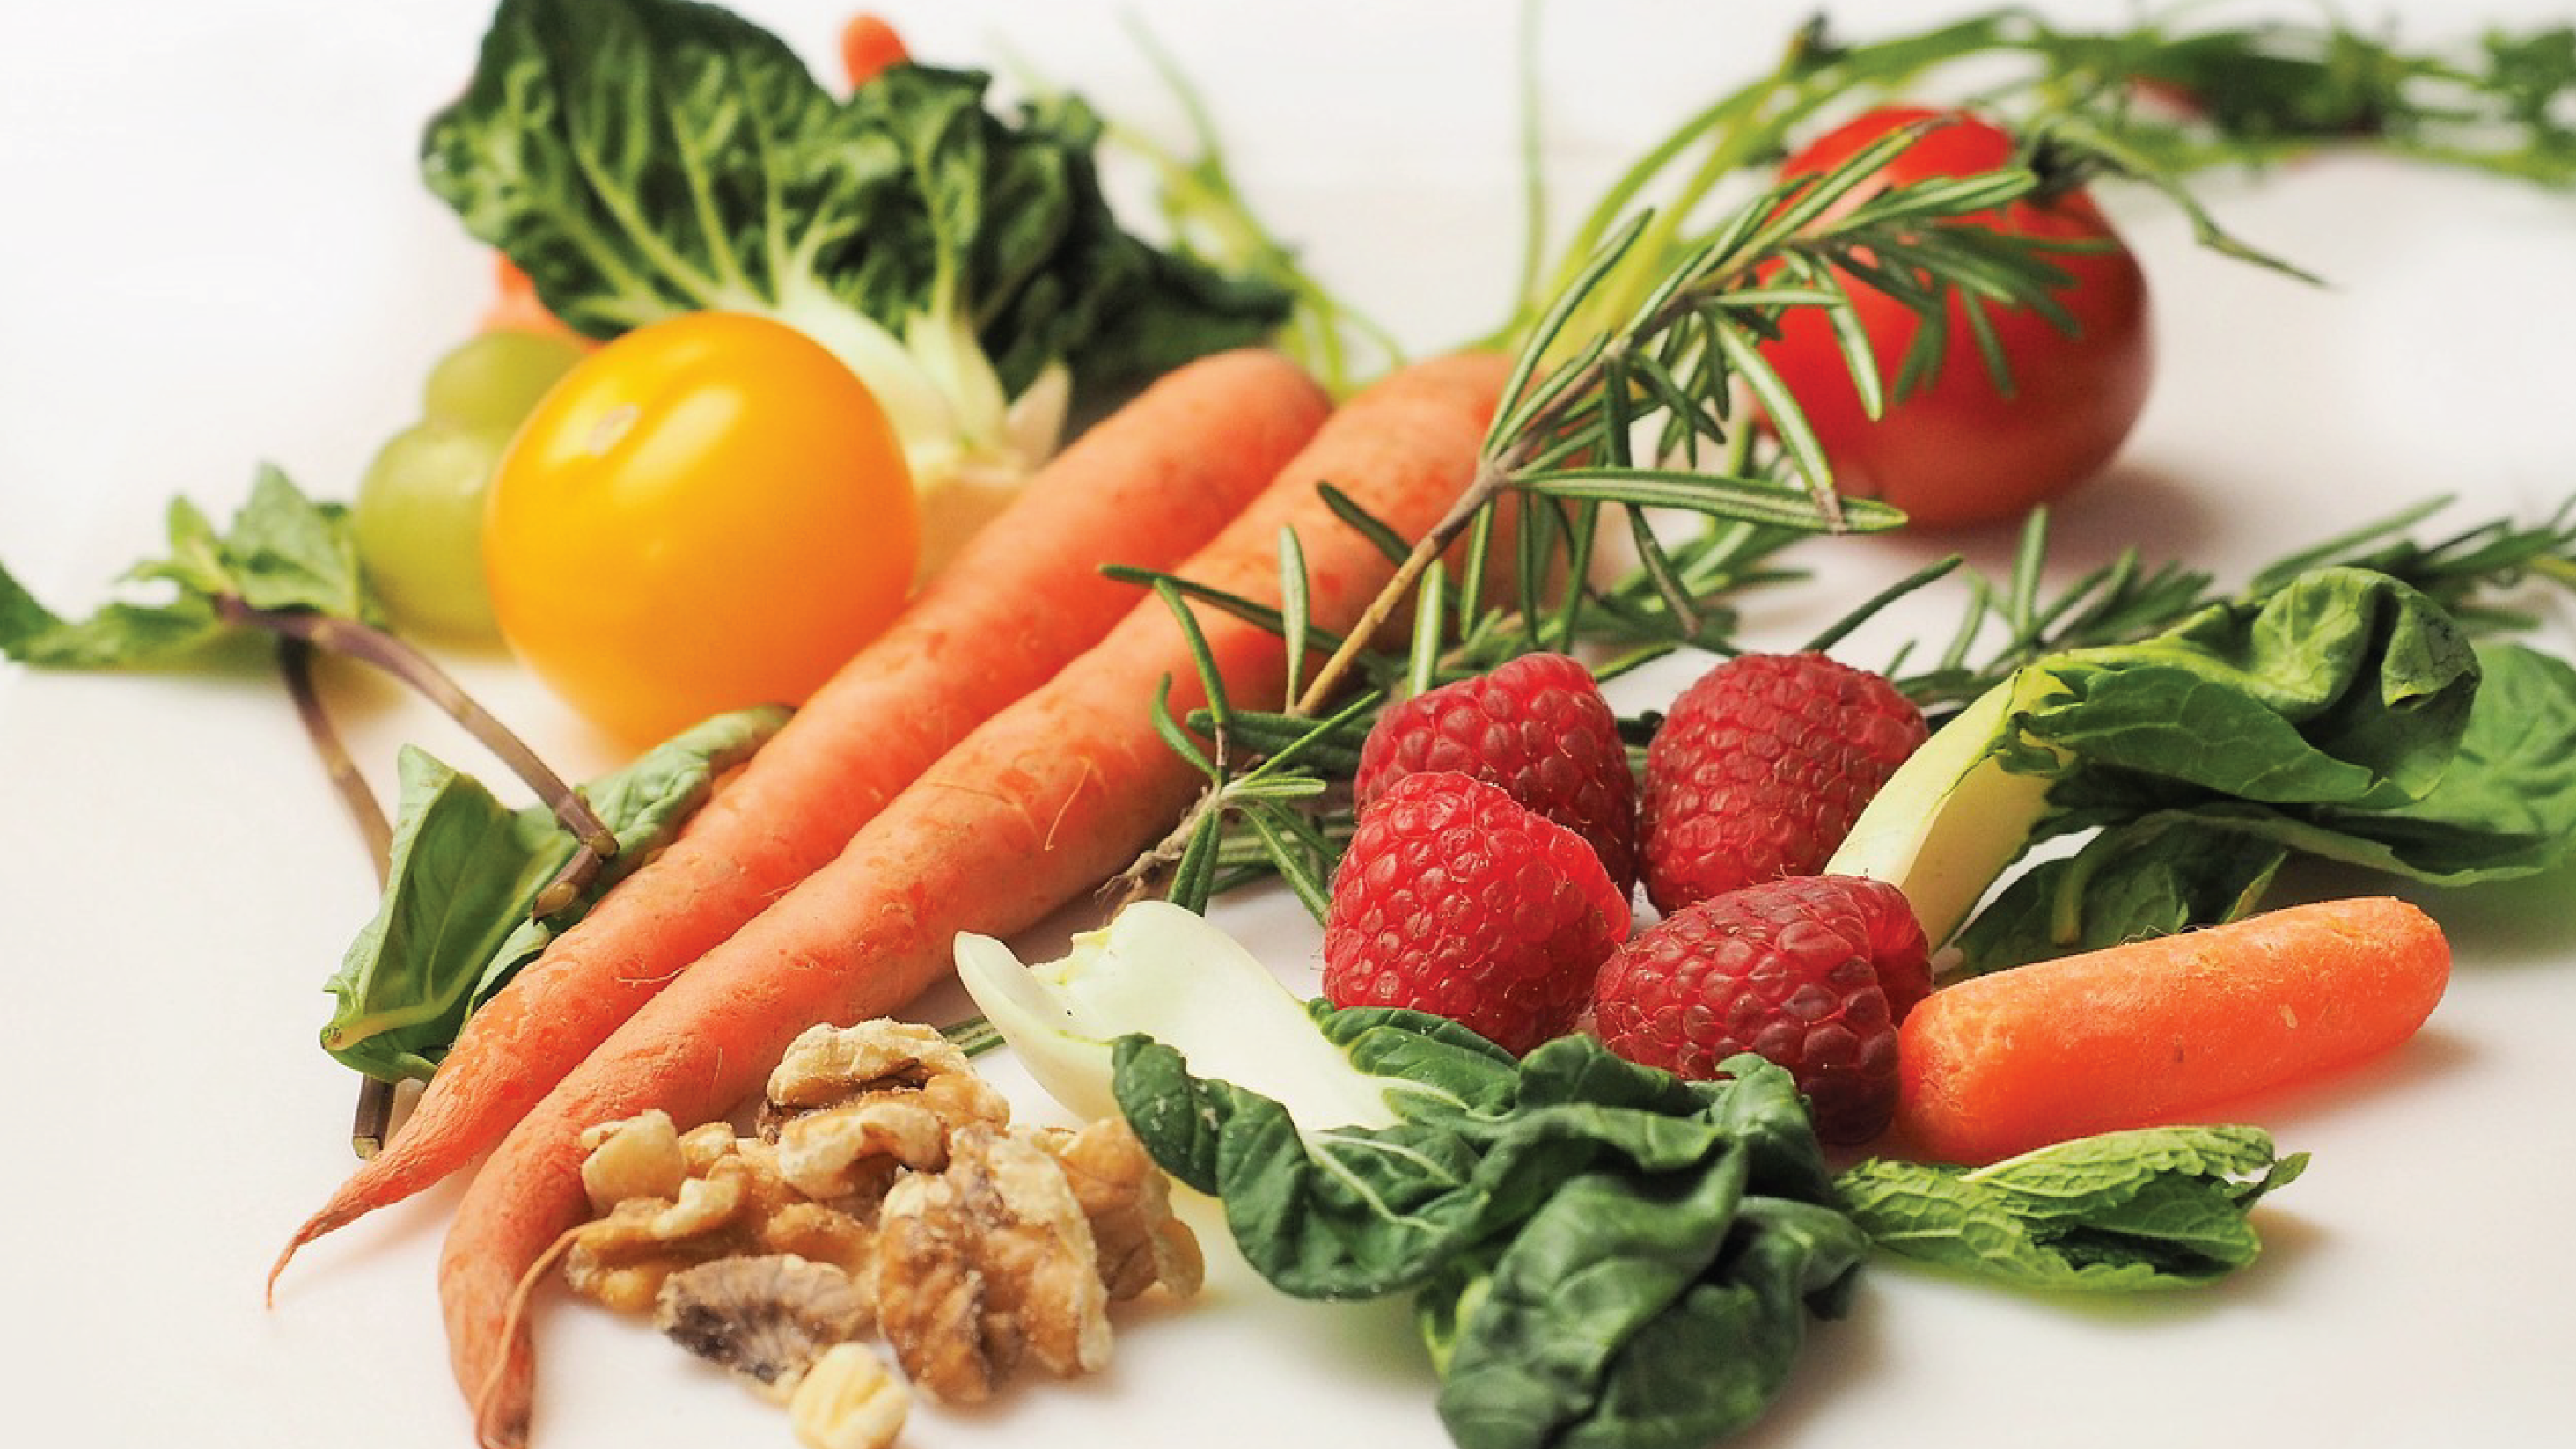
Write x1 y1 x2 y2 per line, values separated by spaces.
320 705 787 1082
1837 1125 2308 1291
1114 1024 1858 1449
422 0 1288 410
1955 816 2288 970
1956 629 2576 971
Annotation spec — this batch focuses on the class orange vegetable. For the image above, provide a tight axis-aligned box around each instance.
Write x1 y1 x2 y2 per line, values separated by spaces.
444 351 1510 1448
840 12 908 87
488 311 925 743
478 256 586 343
1896 896 2451 1164
268 349 1331 1292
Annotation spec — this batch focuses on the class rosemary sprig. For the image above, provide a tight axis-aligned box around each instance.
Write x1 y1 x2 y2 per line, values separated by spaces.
1123 127 2081 911
1117 6 2576 914
1503 6 2576 346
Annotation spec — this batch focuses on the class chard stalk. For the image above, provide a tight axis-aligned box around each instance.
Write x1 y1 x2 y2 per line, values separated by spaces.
1822 670 2066 948
957 902 1406 1132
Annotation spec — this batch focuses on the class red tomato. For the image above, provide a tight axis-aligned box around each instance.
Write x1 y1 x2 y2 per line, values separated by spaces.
1760 106 2152 529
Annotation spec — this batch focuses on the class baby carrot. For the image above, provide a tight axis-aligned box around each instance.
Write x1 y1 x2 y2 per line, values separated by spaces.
444 351 1510 1448
1896 896 2451 1164
270 349 1330 1292
478 256 586 343
839 12 908 88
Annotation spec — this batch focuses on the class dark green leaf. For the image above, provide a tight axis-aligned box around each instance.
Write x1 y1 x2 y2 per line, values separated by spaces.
1114 1023 1859 1449
422 0 1287 405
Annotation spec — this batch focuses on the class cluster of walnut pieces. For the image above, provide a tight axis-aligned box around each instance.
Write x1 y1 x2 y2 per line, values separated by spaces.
563 1020 1204 1449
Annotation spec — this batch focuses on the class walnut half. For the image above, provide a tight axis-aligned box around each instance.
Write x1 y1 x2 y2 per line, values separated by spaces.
872 1125 1112 1403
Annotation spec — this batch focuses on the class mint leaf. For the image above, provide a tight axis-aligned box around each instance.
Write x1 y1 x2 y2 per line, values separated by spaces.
1836 1125 2307 1290
0 465 380 670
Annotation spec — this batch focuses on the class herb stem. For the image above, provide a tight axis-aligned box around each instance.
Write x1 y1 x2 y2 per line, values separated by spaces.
214 596 616 911
276 638 404 1159
1294 459 1511 715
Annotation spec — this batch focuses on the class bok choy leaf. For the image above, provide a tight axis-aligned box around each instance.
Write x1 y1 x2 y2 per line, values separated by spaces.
1826 566 2576 970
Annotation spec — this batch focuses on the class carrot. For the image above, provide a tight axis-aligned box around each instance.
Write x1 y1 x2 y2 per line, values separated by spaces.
478 256 587 343
1896 896 2451 1165
270 349 1330 1292
442 350 1510 1448
839 12 908 88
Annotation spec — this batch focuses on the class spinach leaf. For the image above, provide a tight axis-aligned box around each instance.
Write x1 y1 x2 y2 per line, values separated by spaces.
319 704 784 1081
1113 1022 1862 1449
1836 1126 2308 1290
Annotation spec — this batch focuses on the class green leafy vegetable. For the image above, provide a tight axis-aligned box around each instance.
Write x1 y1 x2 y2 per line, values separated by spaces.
320 705 785 1082
1114 1021 1864 1449
1821 565 2576 969
1956 638 2576 968
968 904 2311 1449
423 0 1291 529
0 465 371 667
1836 1126 2308 1290
0 466 620 911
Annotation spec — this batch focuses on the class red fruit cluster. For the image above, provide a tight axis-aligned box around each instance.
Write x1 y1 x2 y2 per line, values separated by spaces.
1354 652 1640 893
1592 875 1931 1144
1639 652 1928 913
1323 771 1628 1055
1324 648 1936 1146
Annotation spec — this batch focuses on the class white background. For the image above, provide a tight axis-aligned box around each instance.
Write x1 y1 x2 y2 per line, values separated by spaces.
4 3 2574 1447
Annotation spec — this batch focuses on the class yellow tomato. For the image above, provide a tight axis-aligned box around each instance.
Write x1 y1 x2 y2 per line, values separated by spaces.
485 311 917 744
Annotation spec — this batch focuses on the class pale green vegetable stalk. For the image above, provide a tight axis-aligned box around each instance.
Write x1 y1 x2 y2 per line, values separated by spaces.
954 901 1409 1131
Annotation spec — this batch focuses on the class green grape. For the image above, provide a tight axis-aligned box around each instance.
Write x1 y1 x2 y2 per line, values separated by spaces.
353 419 510 640
421 328 585 433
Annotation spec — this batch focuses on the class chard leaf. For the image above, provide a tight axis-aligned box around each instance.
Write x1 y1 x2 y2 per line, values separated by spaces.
1953 817 2288 970
1113 1027 1859 1447
1836 1125 2307 1290
0 465 375 669
422 0 1289 426
320 705 786 1082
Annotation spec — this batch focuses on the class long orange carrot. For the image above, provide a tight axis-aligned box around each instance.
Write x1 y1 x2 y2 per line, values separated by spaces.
272 349 1329 1290
1896 896 2451 1165
444 351 1509 1448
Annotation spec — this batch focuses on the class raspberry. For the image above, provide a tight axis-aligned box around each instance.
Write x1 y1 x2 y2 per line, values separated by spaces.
1324 770 1630 1055
1640 651 1926 913
1354 651 1640 894
1590 875 1929 1145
